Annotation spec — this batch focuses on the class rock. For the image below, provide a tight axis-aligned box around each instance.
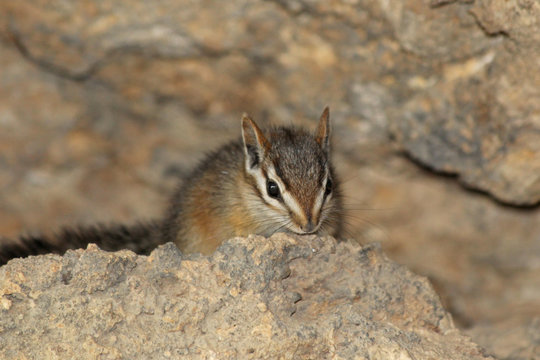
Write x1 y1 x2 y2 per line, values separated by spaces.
0 235 493 359
1 0 538 204
387 0 540 205
466 318 540 360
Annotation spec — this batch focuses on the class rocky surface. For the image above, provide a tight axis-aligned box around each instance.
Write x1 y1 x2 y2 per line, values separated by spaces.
467 318 540 360
0 0 539 359
387 0 540 206
0 234 493 359
2 0 539 205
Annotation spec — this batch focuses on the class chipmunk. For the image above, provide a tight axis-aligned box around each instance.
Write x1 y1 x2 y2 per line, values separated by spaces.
0 107 343 265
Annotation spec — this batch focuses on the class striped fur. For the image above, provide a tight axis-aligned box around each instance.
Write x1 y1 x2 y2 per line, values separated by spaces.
164 107 343 254
1 107 343 263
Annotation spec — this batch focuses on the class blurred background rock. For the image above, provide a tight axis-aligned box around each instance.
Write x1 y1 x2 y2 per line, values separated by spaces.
0 0 539 358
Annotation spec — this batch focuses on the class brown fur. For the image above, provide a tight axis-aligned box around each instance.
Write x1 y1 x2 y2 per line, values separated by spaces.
1 109 343 264
164 108 343 254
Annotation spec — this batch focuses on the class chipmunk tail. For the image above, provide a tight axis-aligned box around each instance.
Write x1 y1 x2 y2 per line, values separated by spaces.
0 221 165 266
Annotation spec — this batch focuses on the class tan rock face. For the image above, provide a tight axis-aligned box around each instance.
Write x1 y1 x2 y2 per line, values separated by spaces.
1 0 538 206
387 0 540 206
0 235 493 360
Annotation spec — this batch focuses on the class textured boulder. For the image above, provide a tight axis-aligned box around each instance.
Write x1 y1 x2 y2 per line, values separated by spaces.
467 318 540 360
1 0 539 205
387 0 540 205
0 235 492 359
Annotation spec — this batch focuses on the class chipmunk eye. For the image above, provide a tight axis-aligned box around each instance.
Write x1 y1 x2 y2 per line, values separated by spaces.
325 178 333 196
266 180 281 199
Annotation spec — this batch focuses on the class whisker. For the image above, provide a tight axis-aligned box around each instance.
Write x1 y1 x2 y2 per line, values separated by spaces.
271 220 293 235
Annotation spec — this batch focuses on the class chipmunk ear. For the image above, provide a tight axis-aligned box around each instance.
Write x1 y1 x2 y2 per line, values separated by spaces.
315 106 331 153
241 113 270 169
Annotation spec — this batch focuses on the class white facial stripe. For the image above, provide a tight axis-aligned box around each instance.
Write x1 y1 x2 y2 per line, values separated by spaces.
245 164 303 234
249 166 276 204
246 160 331 235
283 191 306 223
247 163 290 215
312 170 331 223
266 165 306 223
312 187 325 221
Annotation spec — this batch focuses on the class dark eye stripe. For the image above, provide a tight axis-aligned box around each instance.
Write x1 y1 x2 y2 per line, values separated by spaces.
272 162 289 190
324 178 333 196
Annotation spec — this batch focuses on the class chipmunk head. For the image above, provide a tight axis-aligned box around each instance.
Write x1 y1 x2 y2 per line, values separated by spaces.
241 107 341 236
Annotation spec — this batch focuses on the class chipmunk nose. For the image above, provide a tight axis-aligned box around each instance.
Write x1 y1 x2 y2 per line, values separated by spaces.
301 215 316 233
